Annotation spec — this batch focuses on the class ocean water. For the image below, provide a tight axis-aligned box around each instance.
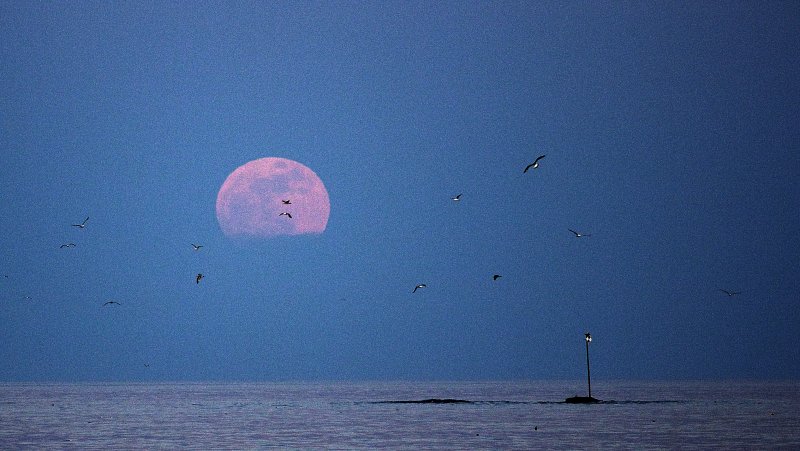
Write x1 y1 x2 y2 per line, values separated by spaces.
1 380 798 449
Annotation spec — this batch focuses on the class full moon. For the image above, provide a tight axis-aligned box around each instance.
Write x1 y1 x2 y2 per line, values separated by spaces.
215 157 330 239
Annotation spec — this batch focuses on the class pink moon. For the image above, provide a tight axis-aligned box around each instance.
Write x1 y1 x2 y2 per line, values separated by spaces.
215 157 330 239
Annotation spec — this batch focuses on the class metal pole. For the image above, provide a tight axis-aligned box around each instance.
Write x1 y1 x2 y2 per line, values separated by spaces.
585 337 592 398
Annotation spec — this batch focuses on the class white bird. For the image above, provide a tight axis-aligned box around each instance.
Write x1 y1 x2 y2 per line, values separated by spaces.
719 289 742 297
191 244 203 251
72 217 89 229
413 284 427 293
524 155 546 173
279 212 292 219
569 229 591 238
451 194 462 201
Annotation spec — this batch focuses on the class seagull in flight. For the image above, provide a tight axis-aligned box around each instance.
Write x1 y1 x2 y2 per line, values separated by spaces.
451 194 462 202
196 273 204 284
279 212 292 219
102 300 121 306
523 155 546 173
191 244 203 251
719 289 742 297
412 284 427 293
493 274 502 281
282 199 292 205
72 217 89 229
569 229 591 238
60 243 76 248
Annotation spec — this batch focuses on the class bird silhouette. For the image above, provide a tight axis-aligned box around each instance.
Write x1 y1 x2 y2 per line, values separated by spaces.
493 274 502 280
279 212 292 219
412 284 427 293
282 199 292 205
72 217 89 229
196 273 204 284
569 229 591 238
60 243 76 248
191 244 203 251
523 155 546 172
102 300 121 306
719 289 742 297
451 194 462 201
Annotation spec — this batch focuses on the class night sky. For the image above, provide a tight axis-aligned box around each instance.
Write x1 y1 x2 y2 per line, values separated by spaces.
2 2 799 382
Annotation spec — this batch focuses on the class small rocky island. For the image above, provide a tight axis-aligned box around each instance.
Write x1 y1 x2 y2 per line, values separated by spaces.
564 396 600 404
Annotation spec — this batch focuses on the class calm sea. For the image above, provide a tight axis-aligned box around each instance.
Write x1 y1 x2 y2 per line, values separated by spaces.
1 380 798 449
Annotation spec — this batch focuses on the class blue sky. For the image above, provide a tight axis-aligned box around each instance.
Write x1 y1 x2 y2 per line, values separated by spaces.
1 1 799 381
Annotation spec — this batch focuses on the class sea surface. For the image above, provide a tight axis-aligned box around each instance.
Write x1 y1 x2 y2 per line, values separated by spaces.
1 380 798 449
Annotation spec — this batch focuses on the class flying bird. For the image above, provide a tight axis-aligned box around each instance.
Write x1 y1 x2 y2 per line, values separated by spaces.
451 194 462 202
102 300 121 306
719 289 742 297
279 212 292 219
60 243 76 248
191 244 203 251
196 273 204 284
523 155 546 173
412 284 427 293
569 229 591 238
493 274 502 280
72 217 89 229
282 199 292 205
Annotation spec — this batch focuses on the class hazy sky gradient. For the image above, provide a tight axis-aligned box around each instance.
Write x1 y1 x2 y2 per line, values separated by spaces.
2 1 799 381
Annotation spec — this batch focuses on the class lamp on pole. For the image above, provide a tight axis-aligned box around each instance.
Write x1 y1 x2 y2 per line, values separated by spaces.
565 332 600 403
584 332 592 398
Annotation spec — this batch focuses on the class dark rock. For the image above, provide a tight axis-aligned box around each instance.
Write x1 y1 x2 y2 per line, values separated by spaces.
564 396 601 404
